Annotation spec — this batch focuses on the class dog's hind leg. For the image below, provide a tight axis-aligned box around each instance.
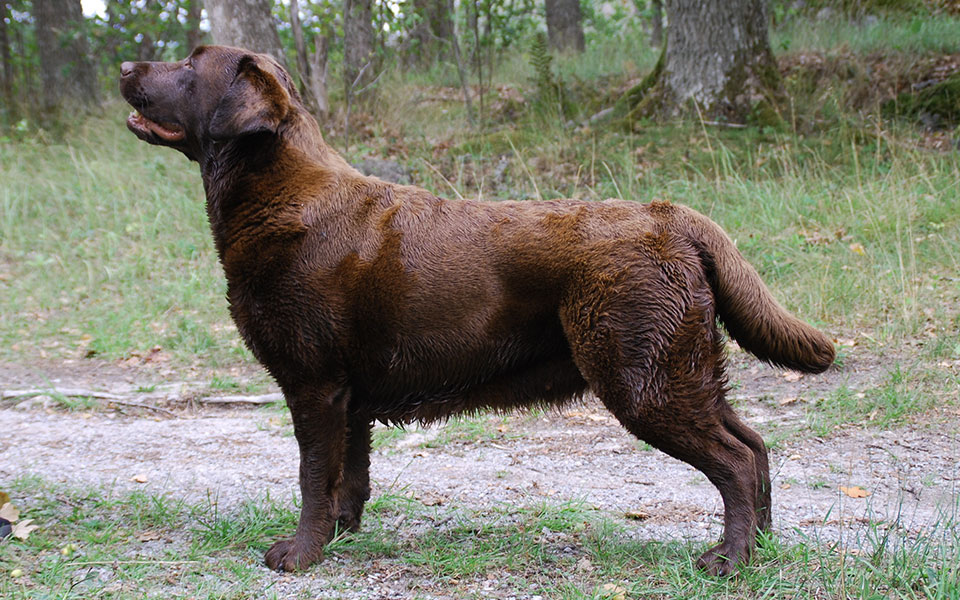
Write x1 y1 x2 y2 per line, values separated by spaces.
562 282 768 576
721 410 772 533
265 384 349 572
334 414 372 534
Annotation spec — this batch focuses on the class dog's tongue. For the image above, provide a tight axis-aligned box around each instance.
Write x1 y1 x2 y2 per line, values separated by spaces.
129 111 185 142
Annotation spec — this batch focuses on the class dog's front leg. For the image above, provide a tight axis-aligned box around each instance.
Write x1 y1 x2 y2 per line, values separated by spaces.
265 385 349 572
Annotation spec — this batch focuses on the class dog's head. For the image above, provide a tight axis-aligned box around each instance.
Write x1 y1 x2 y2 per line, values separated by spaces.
119 45 298 161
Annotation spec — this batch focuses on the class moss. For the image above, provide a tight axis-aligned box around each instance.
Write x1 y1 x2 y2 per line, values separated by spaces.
611 44 666 126
749 99 785 128
882 73 960 128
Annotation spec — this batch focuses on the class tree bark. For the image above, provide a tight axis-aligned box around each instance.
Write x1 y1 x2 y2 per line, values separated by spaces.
186 0 204 51
649 0 663 47
411 0 453 66
0 0 16 122
308 34 330 119
34 0 99 115
205 0 285 65
620 0 784 125
289 0 329 119
343 0 376 100
544 0 584 53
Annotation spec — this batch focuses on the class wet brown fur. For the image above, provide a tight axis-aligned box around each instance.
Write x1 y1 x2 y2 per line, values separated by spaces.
119 46 835 577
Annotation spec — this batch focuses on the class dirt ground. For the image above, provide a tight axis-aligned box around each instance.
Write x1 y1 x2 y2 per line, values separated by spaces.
2 351 959 597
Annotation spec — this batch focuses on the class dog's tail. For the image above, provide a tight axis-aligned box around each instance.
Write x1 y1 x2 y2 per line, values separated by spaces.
668 203 835 373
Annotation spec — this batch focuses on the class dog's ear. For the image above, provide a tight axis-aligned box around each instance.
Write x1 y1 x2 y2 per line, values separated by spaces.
208 55 291 140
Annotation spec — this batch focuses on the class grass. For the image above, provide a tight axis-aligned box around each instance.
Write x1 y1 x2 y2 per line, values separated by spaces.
773 14 960 54
2 475 957 599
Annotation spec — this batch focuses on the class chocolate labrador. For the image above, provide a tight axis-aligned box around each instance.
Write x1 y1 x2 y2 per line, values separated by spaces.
119 46 834 576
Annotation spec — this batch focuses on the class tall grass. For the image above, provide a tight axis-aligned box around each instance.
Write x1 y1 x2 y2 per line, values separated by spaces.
0 110 245 364
2 16 959 365
773 15 960 54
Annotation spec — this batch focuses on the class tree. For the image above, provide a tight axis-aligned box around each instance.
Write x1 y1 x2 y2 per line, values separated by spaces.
288 0 330 119
34 0 98 116
649 0 663 47
343 0 375 99
205 0 285 64
0 1 15 122
618 0 784 125
544 0 584 53
185 0 204 51
411 0 453 66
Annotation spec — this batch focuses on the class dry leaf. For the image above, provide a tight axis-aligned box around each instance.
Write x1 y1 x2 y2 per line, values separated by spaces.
849 242 866 256
0 492 9 506
131 474 148 484
840 485 870 499
10 568 23 578
779 396 799 406
783 372 803 382
780 483 792 490
624 510 651 521
0 502 19 522
600 583 628 600
11 519 39 540
137 531 162 542
576 556 594 572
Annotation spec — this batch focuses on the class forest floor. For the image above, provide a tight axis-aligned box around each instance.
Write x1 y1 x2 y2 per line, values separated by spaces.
2 346 958 598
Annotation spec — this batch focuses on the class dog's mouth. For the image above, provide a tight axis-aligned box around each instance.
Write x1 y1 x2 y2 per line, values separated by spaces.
126 110 185 143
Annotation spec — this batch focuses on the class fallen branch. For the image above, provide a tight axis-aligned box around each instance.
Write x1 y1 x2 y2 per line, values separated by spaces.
108 399 178 417
199 392 284 405
2 387 282 408
2 387 125 401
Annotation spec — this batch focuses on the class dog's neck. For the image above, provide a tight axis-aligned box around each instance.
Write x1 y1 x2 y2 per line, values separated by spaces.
198 104 358 262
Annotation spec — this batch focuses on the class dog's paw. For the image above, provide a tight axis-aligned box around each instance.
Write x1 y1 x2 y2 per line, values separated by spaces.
696 542 749 577
264 538 323 572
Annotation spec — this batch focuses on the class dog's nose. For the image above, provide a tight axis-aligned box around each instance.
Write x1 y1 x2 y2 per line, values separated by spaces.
120 61 136 78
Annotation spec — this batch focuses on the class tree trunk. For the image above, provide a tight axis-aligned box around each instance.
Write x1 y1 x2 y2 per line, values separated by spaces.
411 0 453 66
649 0 663 47
288 0 329 120
0 0 15 122
343 0 376 99
308 34 330 120
289 0 310 84
620 0 784 125
34 0 99 116
544 0 584 53
186 0 204 51
205 0 285 65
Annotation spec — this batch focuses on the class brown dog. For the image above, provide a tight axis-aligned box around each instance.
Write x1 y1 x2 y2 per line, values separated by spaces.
119 46 834 576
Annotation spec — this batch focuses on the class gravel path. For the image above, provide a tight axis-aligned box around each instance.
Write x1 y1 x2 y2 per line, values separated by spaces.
2 356 959 597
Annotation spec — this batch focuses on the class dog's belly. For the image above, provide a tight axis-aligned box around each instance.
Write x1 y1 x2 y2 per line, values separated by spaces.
348 322 589 423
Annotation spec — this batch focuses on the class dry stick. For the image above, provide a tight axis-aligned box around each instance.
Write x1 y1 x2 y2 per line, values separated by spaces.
507 137 543 201
67 560 200 567
421 159 465 200
343 61 371 151
2 388 125 400
2 387 281 408
108 399 178 417
200 393 284 405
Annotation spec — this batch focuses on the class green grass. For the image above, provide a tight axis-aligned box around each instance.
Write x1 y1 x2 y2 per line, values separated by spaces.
0 110 244 366
773 15 960 54
2 476 957 599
